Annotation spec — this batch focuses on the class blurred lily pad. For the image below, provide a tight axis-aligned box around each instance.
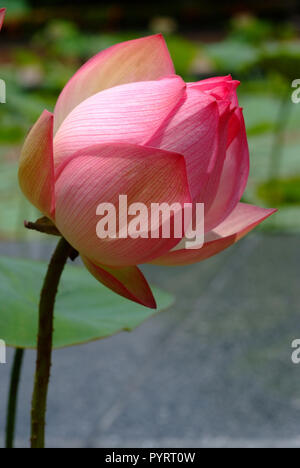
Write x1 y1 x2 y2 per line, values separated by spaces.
3 0 30 20
165 35 199 77
204 39 259 74
257 178 300 206
32 20 119 61
240 94 300 136
0 255 174 349
0 157 40 239
259 41 300 79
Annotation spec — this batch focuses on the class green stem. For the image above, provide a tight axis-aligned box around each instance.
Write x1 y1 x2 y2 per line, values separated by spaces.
30 237 73 449
5 348 25 448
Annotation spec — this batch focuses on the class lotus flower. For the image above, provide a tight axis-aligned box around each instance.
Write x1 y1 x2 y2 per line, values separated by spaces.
0 8 5 31
19 35 276 308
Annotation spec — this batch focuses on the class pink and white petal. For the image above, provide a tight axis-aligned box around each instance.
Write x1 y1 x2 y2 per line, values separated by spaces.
55 143 191 267
151 203 277 266
82 256 156 309
204 108 249 232
54 34 175 133
0 8 6 31
18 110 55 219
53 76 185 167
145 86 220 203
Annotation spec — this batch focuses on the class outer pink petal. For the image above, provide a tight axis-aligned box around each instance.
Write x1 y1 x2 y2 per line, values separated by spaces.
194 100 234 222
82 256 156 309
53 76 185 167
151 203 277 266
55 143 191 267
0 8 5 31
145 82 239 227
190 75 232 87
188 78 249 231
190 75 239 105
145 86 220 202
18 110 55 218
54 34 175 133
204 108 250 232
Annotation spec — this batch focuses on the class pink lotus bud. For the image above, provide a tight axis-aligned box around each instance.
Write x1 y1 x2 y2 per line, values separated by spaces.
18 35 276 308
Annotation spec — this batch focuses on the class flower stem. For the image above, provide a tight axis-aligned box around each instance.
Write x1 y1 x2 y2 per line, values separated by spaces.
5 348 24 448
30 237 73 448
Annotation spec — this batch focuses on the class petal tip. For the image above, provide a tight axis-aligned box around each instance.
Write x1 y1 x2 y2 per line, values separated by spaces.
42 109 54 119
152 32 168 47
263 207 278 218
81 256 157 309
143 293 157 310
